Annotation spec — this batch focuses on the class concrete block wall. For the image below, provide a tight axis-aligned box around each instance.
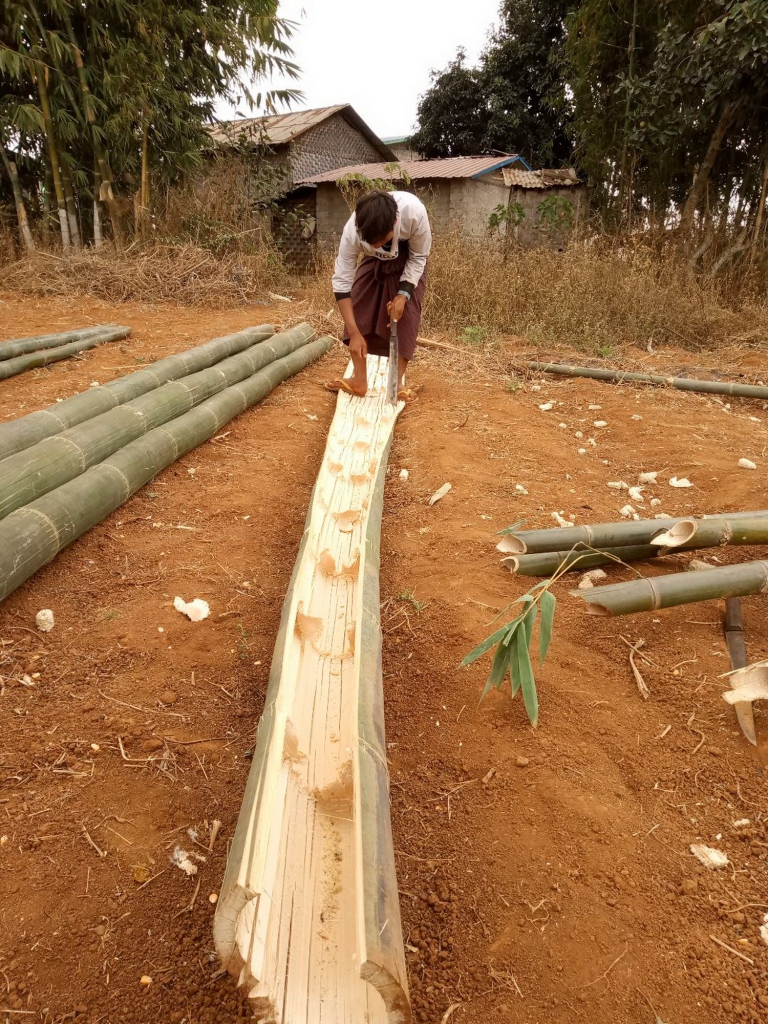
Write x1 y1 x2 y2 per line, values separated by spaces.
289 114 383 183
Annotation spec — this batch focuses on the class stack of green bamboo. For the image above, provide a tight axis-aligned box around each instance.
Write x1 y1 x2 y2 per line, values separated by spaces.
0 322 333 603
0 324 132 380
498 511 768 616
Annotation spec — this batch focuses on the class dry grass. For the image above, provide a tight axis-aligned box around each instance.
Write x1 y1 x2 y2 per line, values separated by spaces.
298 235 768 355
0 242 289 307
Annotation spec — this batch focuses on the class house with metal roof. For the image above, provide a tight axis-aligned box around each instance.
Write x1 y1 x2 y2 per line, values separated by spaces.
208 105 396 186
288 153 582 255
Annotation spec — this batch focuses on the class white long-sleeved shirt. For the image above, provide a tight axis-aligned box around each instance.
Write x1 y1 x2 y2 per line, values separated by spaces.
332 190 432 297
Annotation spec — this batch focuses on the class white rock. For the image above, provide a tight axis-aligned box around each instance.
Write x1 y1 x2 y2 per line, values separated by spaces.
531 384 541 391
173 596 210 622
761 912 768 947
690 844 729 870
638 471 658 484
650 498 662 507
631 414 643 421
588 438 597 447
588 404 601 411
577 448 587 454
538 402 554 411
35 609 55 632
574 430 583 439
733 819 751 828
628 486 645 503
578 569 608 590
515 484 528 495
607 481 628 490
738 458 757 470
399 469 409 481
669 476 692 488
558 422 567 429
593 420 608 428
551 511 574 528
619 504 636 519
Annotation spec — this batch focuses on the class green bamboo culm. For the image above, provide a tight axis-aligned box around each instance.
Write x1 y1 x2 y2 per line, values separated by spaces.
525 360 768 401
503 544 663 576
576 559 768 617
0 326 132 381
0 324 316 521
0 324 124 361
0 325 275 461
501 510 768 555
0 336 333 604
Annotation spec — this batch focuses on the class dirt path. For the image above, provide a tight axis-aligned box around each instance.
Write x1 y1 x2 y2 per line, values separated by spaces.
1 295 767 1024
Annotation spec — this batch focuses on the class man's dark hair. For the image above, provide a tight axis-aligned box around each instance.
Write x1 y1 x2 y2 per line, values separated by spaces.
355 190 397 244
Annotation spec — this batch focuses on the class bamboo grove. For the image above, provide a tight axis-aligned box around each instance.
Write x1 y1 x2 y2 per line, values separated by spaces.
0 1 300 253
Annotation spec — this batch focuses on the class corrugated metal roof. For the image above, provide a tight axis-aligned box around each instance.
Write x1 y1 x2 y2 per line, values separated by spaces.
299 155 527 185
207 106 396 160
503 167 581 189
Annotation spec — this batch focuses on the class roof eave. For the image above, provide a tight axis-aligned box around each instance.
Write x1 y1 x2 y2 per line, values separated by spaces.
470 154 532 179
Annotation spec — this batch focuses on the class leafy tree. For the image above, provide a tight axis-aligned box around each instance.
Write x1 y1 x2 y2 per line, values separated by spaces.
411 0 574 166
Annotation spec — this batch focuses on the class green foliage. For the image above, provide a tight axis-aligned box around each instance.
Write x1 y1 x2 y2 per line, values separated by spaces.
411 1 574 166
336 164 411 211
488 200 525 234
536 195 575 239
461 580 557 728
460 325 487 345
0 1 301 248
396 591 426 614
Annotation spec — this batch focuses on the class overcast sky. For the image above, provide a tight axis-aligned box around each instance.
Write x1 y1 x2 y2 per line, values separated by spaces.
215 0 503 139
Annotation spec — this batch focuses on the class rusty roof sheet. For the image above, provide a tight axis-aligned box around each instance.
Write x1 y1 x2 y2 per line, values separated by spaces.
298 155 527 185
207 105 396 160
503 167 580 189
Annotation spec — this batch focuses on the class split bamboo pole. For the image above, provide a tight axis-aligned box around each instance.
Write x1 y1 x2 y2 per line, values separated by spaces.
576 560 768 617
0 325 317 520
525 360 768 401
214 356 410 1023
0 324 124 361
498 510 768 555
0 327 131 381
0 324 275 461
0 336 332 604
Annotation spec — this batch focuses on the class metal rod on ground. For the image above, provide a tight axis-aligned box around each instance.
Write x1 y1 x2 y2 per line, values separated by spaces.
0 325 316 520
723 597 756 745
0 325 275 461
575 560 768 617
0 324 125 361
0 336 333 604
0 326 132 381
499 510 768 555
525 360 768 401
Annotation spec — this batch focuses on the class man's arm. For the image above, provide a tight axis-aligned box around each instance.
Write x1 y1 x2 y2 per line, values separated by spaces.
336 297 367 358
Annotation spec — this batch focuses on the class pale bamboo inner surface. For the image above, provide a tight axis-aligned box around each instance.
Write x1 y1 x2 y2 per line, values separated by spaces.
231 356 401 1022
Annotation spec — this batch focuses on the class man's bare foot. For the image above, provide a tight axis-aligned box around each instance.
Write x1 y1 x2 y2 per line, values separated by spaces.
325 378 367 397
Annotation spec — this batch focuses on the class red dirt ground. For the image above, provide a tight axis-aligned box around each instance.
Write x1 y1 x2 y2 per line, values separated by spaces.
1 292 767 1024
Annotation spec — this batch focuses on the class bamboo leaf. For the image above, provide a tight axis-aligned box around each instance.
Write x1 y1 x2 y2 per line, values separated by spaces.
515 630 539 727
481 638 512 699
497 519 526 536
461 622 514 666
509 633 522 697
539 590 556 664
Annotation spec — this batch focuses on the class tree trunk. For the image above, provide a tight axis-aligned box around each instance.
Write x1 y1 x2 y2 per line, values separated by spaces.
42 165 52 247
679 102 736 235
93 160 103 247
752 157 768 244
59 159 82 250
1 149 35 254
35 65 71 251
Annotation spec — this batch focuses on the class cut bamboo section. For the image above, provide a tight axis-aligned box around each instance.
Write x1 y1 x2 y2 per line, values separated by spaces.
722 598 756 745
0 324 275 461
214 355 410 1023
499 510 768 555
0 324 122 361
0 337 332 604
503 543 664 576
649 516 768 550
525 360 768 400
0 325 316 520
576 560 768 617
0 325 131 380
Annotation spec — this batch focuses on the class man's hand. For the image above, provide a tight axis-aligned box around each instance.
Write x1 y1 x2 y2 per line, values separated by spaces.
387 293 408 325
349 330 367 359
